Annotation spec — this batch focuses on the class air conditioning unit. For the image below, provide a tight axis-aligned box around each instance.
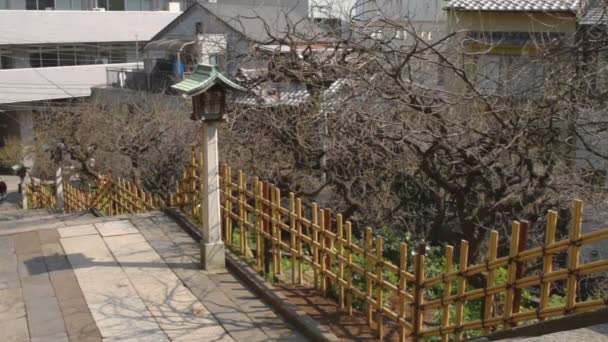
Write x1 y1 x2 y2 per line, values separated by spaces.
92 7 106 11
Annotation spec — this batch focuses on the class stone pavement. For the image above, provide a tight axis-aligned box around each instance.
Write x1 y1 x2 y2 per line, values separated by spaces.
498 324 608 341
0 210 308 342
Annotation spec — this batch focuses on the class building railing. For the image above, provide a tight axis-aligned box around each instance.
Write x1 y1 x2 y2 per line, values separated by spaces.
106 67 176 93
26 148 608 341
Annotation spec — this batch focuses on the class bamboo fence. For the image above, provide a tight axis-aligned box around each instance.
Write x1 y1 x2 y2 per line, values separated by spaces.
62 172 160 215
25 150 608 341
215 161 608 342
25 182 56 209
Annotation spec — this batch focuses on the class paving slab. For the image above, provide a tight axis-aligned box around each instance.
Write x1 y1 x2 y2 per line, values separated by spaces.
57 224 98 238
94 221 139 237
104 233 233 342
61 234 169 341
0 316 30 342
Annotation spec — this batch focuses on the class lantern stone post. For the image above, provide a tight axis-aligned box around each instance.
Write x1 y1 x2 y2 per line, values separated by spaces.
199 116 224 271
171 64 246 271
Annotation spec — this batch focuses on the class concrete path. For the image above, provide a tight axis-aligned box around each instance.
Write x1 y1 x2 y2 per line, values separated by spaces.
0 210 308 342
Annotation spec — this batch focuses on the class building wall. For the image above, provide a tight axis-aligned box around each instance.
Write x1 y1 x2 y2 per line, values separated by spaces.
448 11 577 34
144 5 254 75
0 0 172 10
0 62 141 104
355 0 446 21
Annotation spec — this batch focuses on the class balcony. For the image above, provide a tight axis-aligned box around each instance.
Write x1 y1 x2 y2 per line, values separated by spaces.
106 67 182 93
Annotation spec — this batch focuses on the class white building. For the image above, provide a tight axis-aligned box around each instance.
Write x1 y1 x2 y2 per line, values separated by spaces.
0 9 180 169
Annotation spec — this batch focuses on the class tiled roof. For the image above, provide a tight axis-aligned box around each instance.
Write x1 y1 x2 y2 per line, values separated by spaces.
444 0 582 12
581 5 608 25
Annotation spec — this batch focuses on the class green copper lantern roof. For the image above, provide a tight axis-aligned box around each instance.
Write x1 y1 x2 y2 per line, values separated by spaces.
171 64 246 96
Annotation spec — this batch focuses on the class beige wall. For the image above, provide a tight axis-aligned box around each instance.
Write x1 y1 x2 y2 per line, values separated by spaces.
448 11 577 34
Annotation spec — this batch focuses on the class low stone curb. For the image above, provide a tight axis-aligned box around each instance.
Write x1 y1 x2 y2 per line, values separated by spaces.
163 207 340 342
468 306 608 341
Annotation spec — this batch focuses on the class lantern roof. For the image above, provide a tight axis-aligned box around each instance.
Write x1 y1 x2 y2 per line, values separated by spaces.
171 64 247 97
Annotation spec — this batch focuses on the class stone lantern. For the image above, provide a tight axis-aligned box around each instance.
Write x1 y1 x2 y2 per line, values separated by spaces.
172 64 246 270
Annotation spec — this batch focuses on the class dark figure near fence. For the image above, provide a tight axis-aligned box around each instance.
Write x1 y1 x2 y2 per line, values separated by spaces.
0 179 7 200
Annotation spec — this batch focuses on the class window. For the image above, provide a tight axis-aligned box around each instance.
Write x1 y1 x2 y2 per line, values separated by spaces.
0 55 12 69
97 0 124 10
477 55 501 94
26 0 54 9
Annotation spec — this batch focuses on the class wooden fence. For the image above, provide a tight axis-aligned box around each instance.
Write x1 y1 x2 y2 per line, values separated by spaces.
63 172 161 216
25 150 608 341
25 182 56 209
216 160 608 341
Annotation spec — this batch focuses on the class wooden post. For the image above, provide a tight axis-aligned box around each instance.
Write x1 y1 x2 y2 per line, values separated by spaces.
539 211 558 318
503 221 521 328
411 244 426 342
225 167 232 245
398 242 408 342
274 187 283 278
365 227 373 327
337 214 345 309
483 230 499 333
239 170 246 256
455 241 468 342
376 236 384 339
290 193 297 285
296 198 303 284
346 221 353 316
320 209 327 296
512 220 529 320
312 202 319 289
566 200 583 312
255 179 263 271
324 208 333 295
441 245 454 342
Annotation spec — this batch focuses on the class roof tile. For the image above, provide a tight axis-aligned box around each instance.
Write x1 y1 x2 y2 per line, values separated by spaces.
444 0 582 12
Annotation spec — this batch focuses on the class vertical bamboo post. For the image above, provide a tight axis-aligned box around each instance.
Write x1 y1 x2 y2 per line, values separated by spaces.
365 227 373 327
324 209 333 294
312 202 319 289
376 236 384 339
398 242 408 342
190 146 196 217
454 241 469 342
503 221 521 328
512 220 530 320
238 170 246 255
262 181 271 275
441 245 454 342
483 230 499 333
566 200 583 312
539 210 558 318
275 187 282 277
255 179 263 271
319 209 327 296
296 198 303 285
270 186 278 278
337 214 345 310
411 244 426 342
289 193 297 285
225 167 232 245
346 221 353 316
